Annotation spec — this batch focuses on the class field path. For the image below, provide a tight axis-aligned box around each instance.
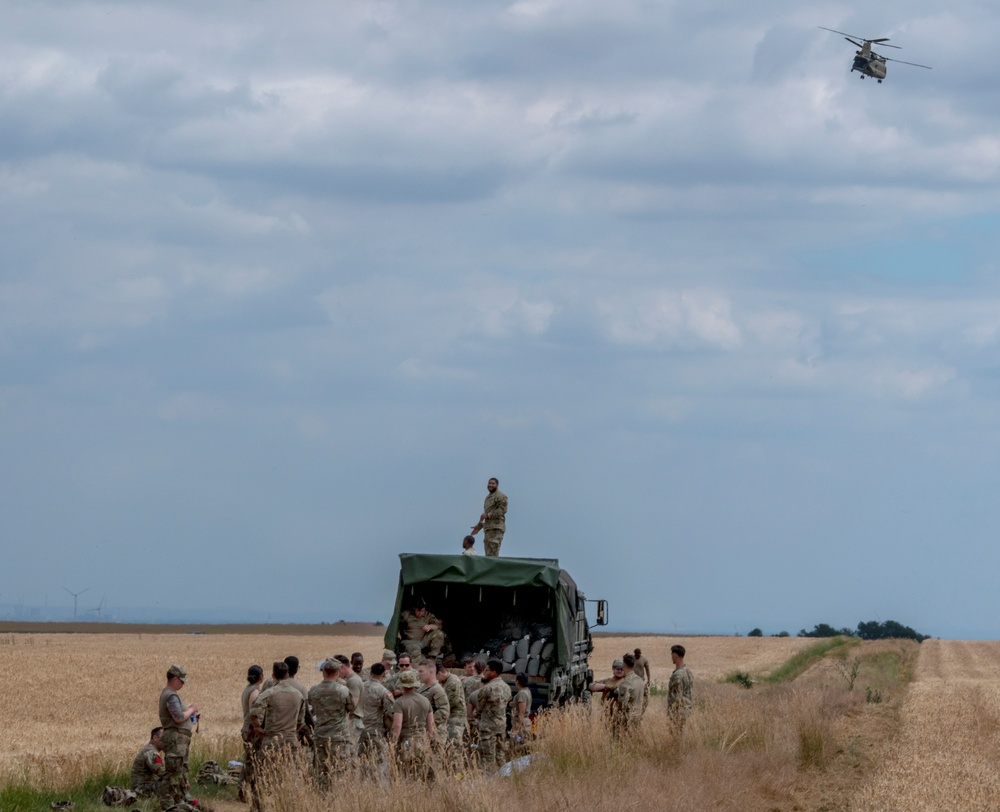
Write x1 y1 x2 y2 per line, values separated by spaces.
851 639 1000 811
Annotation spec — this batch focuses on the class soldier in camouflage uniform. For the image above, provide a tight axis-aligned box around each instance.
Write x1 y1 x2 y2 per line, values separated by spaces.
437 661 468 743
358 663 395 774
668 644 694 733
308 659 355 784
471 478 508 556
248 662 306 809
389 670 435 781
398 602 445 659
462 657 485 749
509 673 532 753
418 659 450 740
157 664 199 809
335 655 365 747
130 727 165 796
384 652 413 697
475 659 512 774
615 654 646 735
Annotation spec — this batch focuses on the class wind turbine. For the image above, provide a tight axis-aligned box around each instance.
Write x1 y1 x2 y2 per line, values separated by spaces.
63 586 89 621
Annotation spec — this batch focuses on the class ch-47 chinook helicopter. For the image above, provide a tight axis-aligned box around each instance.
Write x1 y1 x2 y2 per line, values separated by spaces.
819 27 932 83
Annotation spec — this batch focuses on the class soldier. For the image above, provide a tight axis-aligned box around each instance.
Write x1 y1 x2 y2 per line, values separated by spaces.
470 477 508 556
351 652 364 676
418 659 450 740
462 657 485 749
437 661 468 746
239 665 264 803
668 644 694 732
335 654 365 746
250 661 306 763
130 727 165 796
615 654 646 735
385 652 413 697
358 662 395 773
308 659 355 784
633 647 651 712
509 673 532 751
389 670 435 781
157 664 199 809
588 658 625 729
398 601 445 659
462 535 477 555
475 659 512 775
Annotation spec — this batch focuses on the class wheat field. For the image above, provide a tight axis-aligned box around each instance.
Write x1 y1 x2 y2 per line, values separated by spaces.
0 630 806 785
3 632 1000 812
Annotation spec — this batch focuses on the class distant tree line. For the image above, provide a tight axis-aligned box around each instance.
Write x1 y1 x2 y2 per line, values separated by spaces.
796 619 929 642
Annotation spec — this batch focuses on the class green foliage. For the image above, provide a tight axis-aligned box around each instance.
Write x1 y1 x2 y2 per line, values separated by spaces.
856 619 928 642
748 627 763 637
374 620 385 627
764 637 854 684
774 630 790 637
865 686 883 704
835 656 861 691
723 670 755 689
798 623 855 638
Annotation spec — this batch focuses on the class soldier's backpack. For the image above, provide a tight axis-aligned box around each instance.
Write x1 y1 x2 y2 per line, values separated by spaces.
100 786 137 806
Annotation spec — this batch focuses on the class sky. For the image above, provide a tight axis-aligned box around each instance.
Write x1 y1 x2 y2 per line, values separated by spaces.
2 0 1000 638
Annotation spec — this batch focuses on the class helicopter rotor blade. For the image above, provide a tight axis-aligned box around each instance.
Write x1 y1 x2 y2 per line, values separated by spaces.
884 56 932 69
818 26 902 49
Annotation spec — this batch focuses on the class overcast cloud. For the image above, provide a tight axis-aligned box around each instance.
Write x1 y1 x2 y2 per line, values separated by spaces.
3 0 1000 637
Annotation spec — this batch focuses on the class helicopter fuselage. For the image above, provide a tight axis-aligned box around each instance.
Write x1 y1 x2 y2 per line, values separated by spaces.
851 41 887 82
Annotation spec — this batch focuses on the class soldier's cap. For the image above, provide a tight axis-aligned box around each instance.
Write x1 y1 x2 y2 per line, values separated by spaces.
612 660 624 669
167 664 188 681
398 669 420 688
382 649 397 663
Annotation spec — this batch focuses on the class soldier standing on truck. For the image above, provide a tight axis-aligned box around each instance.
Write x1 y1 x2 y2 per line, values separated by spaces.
475 659 512 774
471 477 507 556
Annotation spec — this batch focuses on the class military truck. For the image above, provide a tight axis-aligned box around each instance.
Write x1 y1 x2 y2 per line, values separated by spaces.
384 553 608 708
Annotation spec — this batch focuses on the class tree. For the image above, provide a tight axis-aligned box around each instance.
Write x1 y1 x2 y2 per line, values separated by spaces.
798 623 854 638
748 627 763 637
856 619 928 642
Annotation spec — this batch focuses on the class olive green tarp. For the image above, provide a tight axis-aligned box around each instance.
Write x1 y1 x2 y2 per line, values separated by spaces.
384 554 579 668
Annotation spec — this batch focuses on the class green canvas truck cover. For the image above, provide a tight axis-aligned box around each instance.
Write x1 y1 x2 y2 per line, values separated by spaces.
384 554 581 668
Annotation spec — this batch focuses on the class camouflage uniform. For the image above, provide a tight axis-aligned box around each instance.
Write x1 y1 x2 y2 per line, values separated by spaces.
344 671 365 746
130 741 165 796
475 675 511 774
668 665 694 731
248 680 306 807
392 690 433 780
510 686 532 749
399 609 445 659
359 678 394 768
473 489 508 556
157 685 194 808
308 678 354 783
419 679 450 740
441 672 468 743
615 672 646 734
239 681 262 800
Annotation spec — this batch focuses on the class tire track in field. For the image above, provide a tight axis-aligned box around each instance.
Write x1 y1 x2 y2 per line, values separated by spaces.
851 639 1000 812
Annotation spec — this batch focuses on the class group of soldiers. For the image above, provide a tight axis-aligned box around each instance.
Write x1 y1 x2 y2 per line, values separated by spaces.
131 631 693 809
588 645 694 736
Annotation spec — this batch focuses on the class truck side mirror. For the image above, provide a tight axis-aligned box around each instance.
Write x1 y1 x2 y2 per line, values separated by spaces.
595 600 608 627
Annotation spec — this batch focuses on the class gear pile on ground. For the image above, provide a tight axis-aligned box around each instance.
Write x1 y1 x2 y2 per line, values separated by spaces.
101 786 138 806
196 760 238 786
